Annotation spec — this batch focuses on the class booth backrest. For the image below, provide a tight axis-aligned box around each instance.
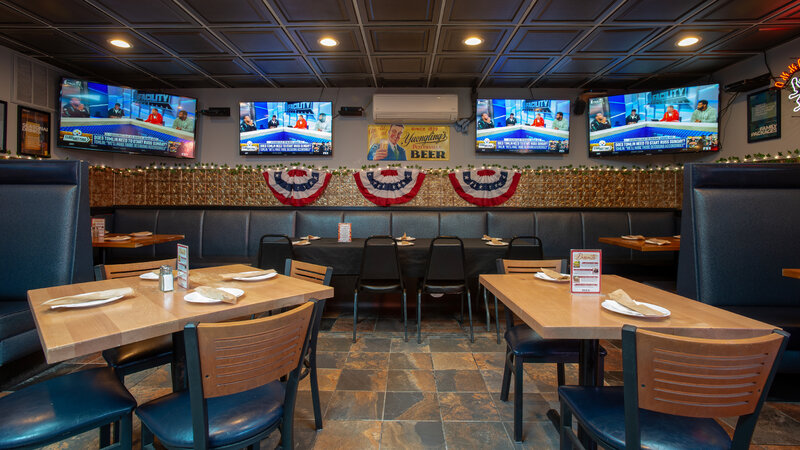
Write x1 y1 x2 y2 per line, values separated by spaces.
104 207 678 267
678 164 800 307
0 160 93 301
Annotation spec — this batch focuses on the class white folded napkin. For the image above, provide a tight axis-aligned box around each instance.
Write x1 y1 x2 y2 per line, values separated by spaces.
219 269 276 281
43 287 134 307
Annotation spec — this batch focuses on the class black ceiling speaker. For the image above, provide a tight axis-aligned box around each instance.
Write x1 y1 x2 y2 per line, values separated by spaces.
200 107 230 117
723 73 772 93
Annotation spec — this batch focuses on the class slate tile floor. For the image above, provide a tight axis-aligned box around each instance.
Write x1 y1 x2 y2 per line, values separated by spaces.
3 311 800 449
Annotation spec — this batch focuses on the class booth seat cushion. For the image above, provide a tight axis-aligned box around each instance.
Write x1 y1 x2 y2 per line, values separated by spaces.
391 212 439 238
0 329 41 366
0 302 34 340
487 211 534 239
721 306 800 352
296 211 343 238
535 212 582 260
343 212 390 238
154 210 198 259
440 212 486 238
136 380 284 448
247 211 295 257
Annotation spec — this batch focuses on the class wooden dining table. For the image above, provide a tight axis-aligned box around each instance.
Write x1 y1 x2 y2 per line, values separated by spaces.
91 233 186 249
27 264 333 380
782 268 800 279
479 273 776 446
598 236 681 252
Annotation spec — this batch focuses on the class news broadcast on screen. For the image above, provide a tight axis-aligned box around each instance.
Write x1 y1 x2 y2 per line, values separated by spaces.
475 99 571 154
239 101 332 156
588 83 720 156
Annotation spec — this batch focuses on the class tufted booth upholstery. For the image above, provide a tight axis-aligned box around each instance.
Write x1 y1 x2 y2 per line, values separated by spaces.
678 164 800 377
0 160 93 369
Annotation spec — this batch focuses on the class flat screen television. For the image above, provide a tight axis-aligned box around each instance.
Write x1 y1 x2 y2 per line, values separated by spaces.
239 101 332 156
475 99 571 154
57 77 197 158
587 83 720 156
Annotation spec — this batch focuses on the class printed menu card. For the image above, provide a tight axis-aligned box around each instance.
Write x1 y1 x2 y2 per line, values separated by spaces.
570 250 602 294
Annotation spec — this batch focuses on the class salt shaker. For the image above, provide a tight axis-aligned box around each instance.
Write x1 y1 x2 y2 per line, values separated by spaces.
159 265 174 292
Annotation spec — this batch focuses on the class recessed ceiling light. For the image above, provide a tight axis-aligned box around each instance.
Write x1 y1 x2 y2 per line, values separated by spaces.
464 37 483 46
676 36 700 47
319 37 338 47
109 39 132 49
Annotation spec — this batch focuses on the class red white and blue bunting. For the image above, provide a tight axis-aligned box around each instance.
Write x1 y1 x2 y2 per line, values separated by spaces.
354 168 425 206
448 169 521 207
263 168 331 206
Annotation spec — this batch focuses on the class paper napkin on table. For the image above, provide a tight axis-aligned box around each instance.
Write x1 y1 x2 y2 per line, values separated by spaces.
644 238 670 245
43 287 134 307
219 269 276 281
621 235 645 240
130 231 153 237
540 268 569 280
608 289 661 316
195 286 238 304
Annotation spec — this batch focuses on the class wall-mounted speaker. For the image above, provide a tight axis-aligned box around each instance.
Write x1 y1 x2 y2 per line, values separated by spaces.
573 99 586 115
200 107 230 117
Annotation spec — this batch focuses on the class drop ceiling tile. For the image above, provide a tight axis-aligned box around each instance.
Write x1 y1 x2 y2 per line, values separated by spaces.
218 29 295 54
360 0 441 23
68 29 165 55
269 0 356 24
609 0 706 23
189 58 253 75
271 76 323 87
667 56 741 73
377 76 428 87
443 0 527 23
325 75 375 87
527 0 618 23
633 74 703 89
181 0 276 25
533 76 587 88
435 55 490 74
551 56 617 74
160 76 222 88
376 56 428 73
642 27 743 53
144 29 227 55
430 76 479 87
492 56 551 74
251 57 312 75
0 29 98 55
584 76 641 89
367 27 434 53
577 27 661 53
507 28 587 53
611 57 679 74
61 58 145 78
439 27 510 52
0 3 37 24
292 28 364 53
4 0 119 26
215 75 271 87
313 56 370 74
94 0 196 26
694 0 790 22
482 77 533 87
129 58 197 75
710 26 800 52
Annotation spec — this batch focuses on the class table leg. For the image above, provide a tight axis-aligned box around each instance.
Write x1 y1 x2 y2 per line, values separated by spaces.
170 331 186 391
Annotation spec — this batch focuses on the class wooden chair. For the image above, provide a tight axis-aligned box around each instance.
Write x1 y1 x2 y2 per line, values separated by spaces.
96 259 178 385
137 300 318 450
559 325 788 449
285 259 332 431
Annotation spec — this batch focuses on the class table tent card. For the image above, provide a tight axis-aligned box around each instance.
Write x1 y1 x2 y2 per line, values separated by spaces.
570 249 602 294
338 223 352 243
177 244 189 288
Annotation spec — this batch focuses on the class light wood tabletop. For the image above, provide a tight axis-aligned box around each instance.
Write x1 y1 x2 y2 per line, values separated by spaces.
480 273 776 341
783 268 800 279
598 236 681 252
92 233 185 248
28 264 334 364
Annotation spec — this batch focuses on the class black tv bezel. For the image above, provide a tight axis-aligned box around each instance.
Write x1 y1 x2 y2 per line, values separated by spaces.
56 76 199 159
587 82 721 158
238 100 334 157
474 98 571 155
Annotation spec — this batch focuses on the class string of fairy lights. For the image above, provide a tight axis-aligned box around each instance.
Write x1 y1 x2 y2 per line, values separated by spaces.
2 149 799 176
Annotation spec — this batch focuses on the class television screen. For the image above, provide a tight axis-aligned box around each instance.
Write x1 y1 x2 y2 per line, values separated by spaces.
239 101 332 156
58 78 197 158
588 83 720 156
475 99 571 154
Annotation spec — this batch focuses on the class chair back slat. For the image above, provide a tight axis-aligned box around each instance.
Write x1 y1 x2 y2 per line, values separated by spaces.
288 260 332 286
196 301 313 399
359 236 403 281
634 329 784 418
501 259 562 274
102 258 177 279
425 236 465 281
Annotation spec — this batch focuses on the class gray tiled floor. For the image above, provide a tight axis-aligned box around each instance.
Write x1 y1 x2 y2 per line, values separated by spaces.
4 311 800 449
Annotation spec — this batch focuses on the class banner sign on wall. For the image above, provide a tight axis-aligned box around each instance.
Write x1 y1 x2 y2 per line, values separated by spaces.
747 89 781 143
367 125 449 161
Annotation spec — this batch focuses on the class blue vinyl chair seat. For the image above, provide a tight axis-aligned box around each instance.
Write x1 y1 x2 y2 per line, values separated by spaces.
136 380 284 448
558 386 731 450
505 325 581 359
103 335 172 368
0 367 136 448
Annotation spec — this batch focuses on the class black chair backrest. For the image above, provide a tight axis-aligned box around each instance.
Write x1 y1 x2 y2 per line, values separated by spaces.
506 236 544 260
423 236 466 281
256 234 293 274
358 236 404 285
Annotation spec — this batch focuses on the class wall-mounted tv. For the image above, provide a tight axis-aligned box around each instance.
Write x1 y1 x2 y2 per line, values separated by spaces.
588 83 720 156
239 101 332 156
475 99 570 154
58 77 197 158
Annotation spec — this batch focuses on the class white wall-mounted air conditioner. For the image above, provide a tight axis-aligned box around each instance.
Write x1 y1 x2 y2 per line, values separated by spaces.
372 94 459 123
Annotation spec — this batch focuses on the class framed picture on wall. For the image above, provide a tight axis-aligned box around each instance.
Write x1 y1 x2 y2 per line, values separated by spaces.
17 105 51 158
0 101 6 153
747 89 781 143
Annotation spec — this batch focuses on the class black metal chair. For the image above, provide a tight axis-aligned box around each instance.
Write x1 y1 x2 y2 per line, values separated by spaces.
353 236 408 342
256 234 294 274
496 258 605 443
0 367 136 449
559 325 788 450
137 300 319 450
417 236 473 344
285 259 333 431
